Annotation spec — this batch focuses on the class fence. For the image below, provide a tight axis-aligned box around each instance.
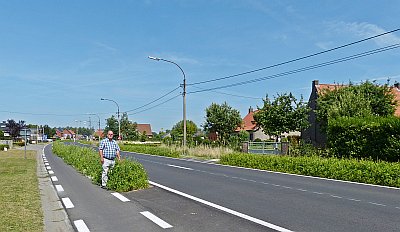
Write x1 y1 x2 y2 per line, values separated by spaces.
242 141 289 155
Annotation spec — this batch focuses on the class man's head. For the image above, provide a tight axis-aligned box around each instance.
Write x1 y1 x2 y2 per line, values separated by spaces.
107 131 114 141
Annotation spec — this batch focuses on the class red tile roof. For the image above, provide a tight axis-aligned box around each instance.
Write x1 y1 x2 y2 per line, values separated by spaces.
137 124 152 136
236 110 259 132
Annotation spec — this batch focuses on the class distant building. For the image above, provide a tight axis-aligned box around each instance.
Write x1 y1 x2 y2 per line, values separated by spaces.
137 124 153 139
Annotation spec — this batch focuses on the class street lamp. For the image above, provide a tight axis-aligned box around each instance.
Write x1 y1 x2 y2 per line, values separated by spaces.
87 113 101 141
148 56 187 153
100 98 121 140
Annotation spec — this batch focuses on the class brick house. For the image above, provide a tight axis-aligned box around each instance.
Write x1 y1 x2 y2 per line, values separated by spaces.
302 80 400 147
137 124 153 139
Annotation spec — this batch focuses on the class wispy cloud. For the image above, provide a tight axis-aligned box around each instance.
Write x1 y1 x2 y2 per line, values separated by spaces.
327 21 400 46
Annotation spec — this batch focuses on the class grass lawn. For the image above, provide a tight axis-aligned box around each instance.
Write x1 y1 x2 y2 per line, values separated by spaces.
0 149 43 232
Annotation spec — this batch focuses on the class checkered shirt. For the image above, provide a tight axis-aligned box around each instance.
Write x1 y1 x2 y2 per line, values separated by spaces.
99 138 120 160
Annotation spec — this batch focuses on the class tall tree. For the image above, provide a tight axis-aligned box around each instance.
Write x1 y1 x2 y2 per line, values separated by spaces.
104 115 119 139
316 81 396 128
203 102 242 144
171 120 198 142
120 113 138 141
6 119 25 141
254 93 310 138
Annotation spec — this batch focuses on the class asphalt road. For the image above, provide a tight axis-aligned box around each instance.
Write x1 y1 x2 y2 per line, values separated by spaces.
44 144 270 232
120 150 400 232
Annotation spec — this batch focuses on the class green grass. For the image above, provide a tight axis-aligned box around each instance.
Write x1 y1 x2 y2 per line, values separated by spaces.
0 150 43 232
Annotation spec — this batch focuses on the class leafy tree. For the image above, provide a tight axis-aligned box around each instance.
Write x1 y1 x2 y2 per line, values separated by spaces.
6 119 25 140
253 93 310 138
104 115 119 139
43 125 56 138
120 113 138 141
0 130 4 139
316 81 396 129
171 120 198 142
203 102 242 144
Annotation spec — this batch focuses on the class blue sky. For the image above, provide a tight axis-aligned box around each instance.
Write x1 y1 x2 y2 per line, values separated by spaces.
1 0 400 133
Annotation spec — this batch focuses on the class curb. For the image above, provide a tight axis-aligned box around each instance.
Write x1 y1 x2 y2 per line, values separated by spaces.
36 144 74 232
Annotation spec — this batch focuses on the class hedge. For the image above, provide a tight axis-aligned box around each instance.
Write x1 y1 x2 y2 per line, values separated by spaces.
0 144 9 150
327 116 400 161
52 142 148 192
119 144 180 158
219 153 400 188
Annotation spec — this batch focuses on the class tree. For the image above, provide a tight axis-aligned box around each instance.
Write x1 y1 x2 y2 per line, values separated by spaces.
120 113 138 141
171 120 198 142
43 125 56 138
0 130 4 139
6 119 25 141
316 81 396 129
253 93 310 138
104 115 119 139
203 102 242 144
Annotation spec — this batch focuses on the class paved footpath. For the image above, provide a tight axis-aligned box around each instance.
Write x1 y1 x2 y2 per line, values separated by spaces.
18 144 74 232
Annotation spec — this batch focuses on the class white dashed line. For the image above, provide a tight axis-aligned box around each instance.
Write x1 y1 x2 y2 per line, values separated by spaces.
167 164 193 170
395 207 400 210
61 197 74 209
74 219 90 232
111 192 130 202
45 163 49 166
51 176 58 182
55 185 64 192
140 211 173 229
150 181 293 232
48 170 54 175
330 195 343 199
347 198 361 202
368 202 386 207
46 166 51 170
313 191 324 195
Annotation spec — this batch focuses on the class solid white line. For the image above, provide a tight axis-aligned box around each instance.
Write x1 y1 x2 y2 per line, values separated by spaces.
140 211 173 229
74 219 90 232
48 170 54 175
111 192 130 202
46 166 51 170
61 197 74 209
167 164 193 170
55 185 64 192
51 176 58 181
149 181 292 232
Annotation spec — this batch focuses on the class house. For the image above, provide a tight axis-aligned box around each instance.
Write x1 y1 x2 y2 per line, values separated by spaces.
302 80 400 147
94 129 104 139
137 124 153 139
0 121 10 137
235 107 270 141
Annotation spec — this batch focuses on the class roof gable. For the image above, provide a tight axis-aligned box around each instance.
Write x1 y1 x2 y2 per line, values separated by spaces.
137 124 152 136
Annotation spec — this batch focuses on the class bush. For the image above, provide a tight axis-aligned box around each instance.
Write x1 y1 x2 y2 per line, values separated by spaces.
14 141 25 146
219 153 400 188
327 116 400 162
0 144 9 150
52 142 148 191
120 144 180 158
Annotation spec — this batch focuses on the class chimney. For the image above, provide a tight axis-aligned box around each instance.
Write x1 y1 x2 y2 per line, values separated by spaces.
249 106 253 113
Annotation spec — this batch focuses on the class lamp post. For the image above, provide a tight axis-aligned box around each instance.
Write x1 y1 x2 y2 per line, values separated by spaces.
148 56 187 153
87 113 101 141
100 98 121 140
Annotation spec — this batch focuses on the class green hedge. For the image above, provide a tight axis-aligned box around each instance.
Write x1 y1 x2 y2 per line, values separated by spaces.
119 144 180 158
327 116 400 161
219 153 400 187
0 144 9 150
52 142 148 192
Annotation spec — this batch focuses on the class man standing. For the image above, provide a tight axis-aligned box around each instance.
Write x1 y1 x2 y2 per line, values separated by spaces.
99 130 120 188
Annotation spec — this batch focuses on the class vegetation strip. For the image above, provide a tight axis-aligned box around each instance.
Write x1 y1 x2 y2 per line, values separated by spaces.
219 153 400 188
52 142 149 192
0 150 43 232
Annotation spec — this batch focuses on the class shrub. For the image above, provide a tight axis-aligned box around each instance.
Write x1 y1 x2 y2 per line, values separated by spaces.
0 144 9 150
52 142 148 191
327 116 400 162
120 144 180 158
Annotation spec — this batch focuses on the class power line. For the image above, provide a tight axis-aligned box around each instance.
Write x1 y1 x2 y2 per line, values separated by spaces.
188 43 400 94
188 28 400 86
125 86 181 113
190 86 263 100
127 94 181 116
0 110 90 117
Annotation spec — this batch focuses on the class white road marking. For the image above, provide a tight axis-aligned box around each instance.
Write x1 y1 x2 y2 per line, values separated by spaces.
167 164 193 170
48 170 54 175
46 166 51 170
51 176 58 181
313 191 324 195
368 202 386 207
45 163 49 166
395 207 400 210
111 192 130 202
347 198 361 202
61 197 74 209
55 185 64 192
74 219 90 232
149 181 293 232
330 195 342 199
140 211 173 229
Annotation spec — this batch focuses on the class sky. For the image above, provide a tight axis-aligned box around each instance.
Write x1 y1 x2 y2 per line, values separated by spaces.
1 0 400 133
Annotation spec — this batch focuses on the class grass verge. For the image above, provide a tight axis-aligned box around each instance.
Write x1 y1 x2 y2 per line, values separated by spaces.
0 150 43 232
